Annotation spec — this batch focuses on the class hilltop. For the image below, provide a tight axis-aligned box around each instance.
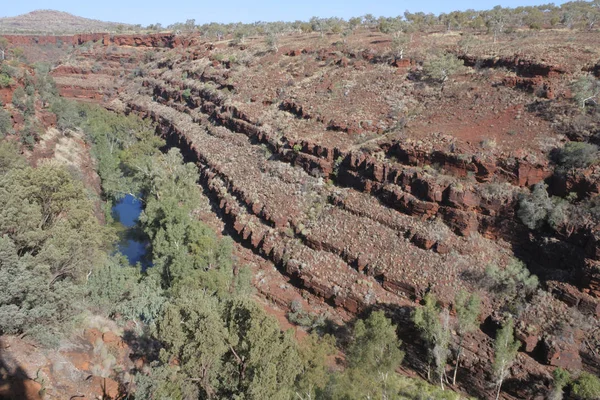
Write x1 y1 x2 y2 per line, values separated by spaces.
0 9 131 34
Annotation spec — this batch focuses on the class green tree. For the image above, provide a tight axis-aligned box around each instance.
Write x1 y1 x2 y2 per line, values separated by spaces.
0 73 12 88
391 34 410 61
295 332 336 399
0 162 110 278
457 33 479 55
347 310 404 375
157 290 229 398
0 160 110 342
422 53 464 85
452 291 481 385
348 17 362 32
518 182 553 230
266 33 279 53
0 109 13 137
11 87 26 111
222 299 301 398
571 75 600 109
412 294 450 389
0 37 8 61
493 319 520 400
485 259 538 312
138 149 234 293
487 6 507 42
0 141 24 174
327 311 405 399
86 255 166 327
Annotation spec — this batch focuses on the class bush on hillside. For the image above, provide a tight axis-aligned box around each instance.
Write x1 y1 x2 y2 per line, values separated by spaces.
556 141 599 170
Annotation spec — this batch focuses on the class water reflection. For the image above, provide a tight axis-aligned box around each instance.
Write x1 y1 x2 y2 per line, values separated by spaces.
112 194 149 267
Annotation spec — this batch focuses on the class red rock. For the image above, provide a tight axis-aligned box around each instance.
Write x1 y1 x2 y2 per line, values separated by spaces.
392 58 411 68
84 328 103 344
0 87 14 104
516 331 539 353
446 186 480 210
544 336 582 370
411 233 435 250
356 254 369 272
441 207 478 236
434 242 450 254
11 112 24 126
39 111 57 128
517 161 551 187
102 331 121 345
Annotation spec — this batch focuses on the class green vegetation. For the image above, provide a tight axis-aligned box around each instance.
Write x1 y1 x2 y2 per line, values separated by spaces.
550 368 570 400
412 293 451 389
492 319 520 400
391 34 410 61
266 33 279 53
45 102 463 399
165 2 600 41
518 182 554 230
571 74 600 109
485 259 538 312
556 141 599 170
0 108 12 137
0 144 111 344
0 73 12 88
571 372 600 400
518 181 600 234
11 86 26 111
422 53 464 84
453 291 481 385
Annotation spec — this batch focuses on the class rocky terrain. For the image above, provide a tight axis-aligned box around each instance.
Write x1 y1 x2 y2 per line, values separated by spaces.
0 10 131 34
1 20 599 400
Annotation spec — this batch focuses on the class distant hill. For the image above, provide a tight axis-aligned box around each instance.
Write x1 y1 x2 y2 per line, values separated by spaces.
0 10 132 34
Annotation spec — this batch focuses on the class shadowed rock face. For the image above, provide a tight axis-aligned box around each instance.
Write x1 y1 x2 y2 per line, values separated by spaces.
41 29 600 398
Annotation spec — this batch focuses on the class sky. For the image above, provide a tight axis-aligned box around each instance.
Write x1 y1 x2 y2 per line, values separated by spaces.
1 0 570 27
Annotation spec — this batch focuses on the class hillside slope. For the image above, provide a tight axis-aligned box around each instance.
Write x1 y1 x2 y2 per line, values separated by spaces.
46 26 600 399
0 10 130 34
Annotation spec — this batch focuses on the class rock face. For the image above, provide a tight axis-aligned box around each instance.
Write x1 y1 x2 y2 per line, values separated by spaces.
0 326 132 400
47 30 600 399
2 32 192 48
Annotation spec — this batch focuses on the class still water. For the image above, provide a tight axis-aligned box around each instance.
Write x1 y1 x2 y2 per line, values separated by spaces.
112 194 148 266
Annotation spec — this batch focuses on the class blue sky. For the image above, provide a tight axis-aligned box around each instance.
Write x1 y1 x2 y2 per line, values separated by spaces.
1 1 569 26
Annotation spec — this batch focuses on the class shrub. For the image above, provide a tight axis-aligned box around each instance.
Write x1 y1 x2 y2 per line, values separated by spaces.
0 73 12 88
518 182 552 230
266 34 279 53
422 53 464 84
571 74 600 109
11 87 26 111
571 372 600 400
556 141 599 169
0 109 12 137
0 64 17 78
391 34 409 60
485 259 538 306
24 84 35 96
